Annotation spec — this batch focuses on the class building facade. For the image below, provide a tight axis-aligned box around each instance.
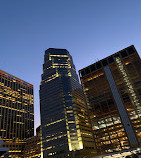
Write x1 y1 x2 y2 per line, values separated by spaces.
23 126 41 158
79 45 141 156
0 70 34 157
40 48 95 158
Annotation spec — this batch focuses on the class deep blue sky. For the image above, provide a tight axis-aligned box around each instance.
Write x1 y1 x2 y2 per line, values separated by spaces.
1 0 141 133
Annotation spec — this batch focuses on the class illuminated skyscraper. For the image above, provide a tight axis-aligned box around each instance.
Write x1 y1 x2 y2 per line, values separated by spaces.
79 45 141 156
40 48 95 158
0 70 34 157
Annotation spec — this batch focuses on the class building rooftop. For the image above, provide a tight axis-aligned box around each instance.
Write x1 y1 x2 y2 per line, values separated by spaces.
0 69 33 88
45 48 69 55
79 45 138 77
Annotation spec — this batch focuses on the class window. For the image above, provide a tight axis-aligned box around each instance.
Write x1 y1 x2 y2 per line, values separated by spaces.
114 54 120 58
85 68 90 74
121 51 128 58
102 60 108 66
96 63 102 69
90 65 96 72
127 47 135 55
108 57 114 64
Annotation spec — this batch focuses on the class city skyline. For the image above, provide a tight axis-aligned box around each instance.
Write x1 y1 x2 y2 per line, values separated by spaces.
1 0 141 130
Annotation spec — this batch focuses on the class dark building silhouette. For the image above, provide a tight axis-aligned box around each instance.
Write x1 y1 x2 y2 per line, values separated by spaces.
79 45 141 156
40 48 95 158
0 70 34 157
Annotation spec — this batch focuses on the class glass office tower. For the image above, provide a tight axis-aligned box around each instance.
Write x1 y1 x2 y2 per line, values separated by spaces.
40 48 95 158
79 45 141 156
0 70 34 157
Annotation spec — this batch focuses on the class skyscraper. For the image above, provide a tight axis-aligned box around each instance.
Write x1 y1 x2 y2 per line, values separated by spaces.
79 45 141 156
0 70 34 157
40 48 95 158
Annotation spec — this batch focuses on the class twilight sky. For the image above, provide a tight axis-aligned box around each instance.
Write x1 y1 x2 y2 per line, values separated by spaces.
0 0 141 134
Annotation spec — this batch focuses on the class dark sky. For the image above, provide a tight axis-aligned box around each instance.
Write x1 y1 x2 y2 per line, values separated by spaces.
1 0 141 133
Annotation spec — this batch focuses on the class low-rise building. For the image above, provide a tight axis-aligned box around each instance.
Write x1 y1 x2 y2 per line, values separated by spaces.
23 126 41 158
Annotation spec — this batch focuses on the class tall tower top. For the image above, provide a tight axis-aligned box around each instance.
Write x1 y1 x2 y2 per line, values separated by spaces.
45 48 69 55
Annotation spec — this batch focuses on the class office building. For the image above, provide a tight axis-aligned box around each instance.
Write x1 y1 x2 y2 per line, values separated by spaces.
0 70 34 157
79 45 141 156
40 48 95 158
23 126 41 158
